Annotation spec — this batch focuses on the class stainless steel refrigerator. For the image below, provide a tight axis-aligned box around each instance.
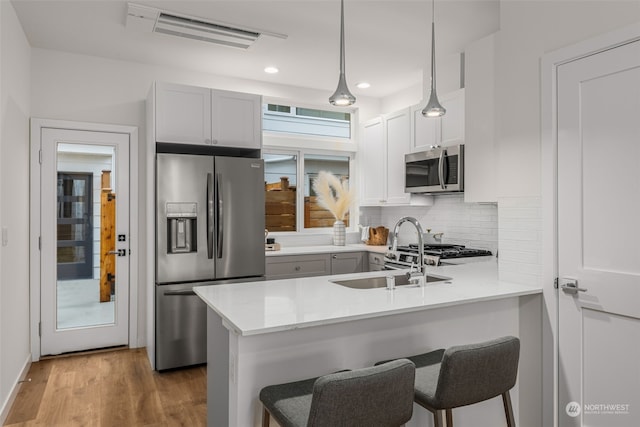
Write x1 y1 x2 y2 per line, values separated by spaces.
155 153 265 370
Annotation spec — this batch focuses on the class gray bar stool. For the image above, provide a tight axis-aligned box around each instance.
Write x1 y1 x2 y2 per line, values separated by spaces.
377 336 520 427
259 359 416 427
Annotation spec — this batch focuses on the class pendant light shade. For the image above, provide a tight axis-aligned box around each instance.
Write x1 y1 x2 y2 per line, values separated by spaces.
422 0 445 117
329 0 356 106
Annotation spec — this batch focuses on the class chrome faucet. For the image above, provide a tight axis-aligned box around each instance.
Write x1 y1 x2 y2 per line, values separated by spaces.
391 216 425 285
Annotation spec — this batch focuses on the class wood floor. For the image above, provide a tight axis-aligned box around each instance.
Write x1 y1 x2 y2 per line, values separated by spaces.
3 348 206 427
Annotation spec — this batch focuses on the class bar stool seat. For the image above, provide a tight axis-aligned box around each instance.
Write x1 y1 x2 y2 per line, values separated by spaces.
259 359 416 427
377 336 520 427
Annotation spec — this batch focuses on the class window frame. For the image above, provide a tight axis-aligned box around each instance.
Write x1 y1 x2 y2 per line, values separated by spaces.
263 147 356 235
262 99 359 236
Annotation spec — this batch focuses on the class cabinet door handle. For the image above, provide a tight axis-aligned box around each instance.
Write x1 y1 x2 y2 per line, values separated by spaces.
294 266 301 271
332 255 338 259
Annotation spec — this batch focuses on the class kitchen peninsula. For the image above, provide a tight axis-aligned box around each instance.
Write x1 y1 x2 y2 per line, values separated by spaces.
194 260 543 427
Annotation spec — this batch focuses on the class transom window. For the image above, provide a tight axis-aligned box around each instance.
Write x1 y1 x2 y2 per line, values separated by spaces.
263 104 351 139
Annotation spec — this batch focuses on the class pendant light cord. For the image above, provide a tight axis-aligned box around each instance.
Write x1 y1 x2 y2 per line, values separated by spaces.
340 0 346 75
431 0 436 91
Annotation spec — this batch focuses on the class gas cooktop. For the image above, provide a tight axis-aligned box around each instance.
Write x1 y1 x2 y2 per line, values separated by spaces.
403 243 493 258
384 244 493 269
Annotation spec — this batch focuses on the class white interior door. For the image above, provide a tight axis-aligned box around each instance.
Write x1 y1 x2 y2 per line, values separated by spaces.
40 128 130 355
557 40 640 425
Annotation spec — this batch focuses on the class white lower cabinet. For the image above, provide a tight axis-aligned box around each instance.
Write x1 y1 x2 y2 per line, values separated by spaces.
266 254 331 280
266 252 366 280
368 252 385 272
330 252 365 275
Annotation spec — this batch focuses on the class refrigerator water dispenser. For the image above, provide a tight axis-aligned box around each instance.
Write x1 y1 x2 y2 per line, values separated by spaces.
166 202 197 253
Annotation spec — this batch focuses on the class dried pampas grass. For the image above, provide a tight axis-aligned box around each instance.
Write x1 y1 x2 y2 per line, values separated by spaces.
312 171 354 221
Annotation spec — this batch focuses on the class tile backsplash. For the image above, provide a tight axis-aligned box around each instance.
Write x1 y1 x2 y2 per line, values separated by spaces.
497 197 542 286
359 194 498 254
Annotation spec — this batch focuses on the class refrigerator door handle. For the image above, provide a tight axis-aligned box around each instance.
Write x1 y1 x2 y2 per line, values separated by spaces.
207 173 214 259
216 172 224 259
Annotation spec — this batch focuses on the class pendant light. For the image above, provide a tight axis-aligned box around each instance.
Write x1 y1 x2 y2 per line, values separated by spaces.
329 0 356 106
422 0 446 117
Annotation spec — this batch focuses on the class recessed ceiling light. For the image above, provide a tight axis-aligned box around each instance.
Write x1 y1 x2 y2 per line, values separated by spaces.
264 66 279 74
356 82 371 89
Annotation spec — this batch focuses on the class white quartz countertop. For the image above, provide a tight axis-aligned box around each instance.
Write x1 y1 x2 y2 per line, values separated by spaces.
265 243 388 256
194 260 541 337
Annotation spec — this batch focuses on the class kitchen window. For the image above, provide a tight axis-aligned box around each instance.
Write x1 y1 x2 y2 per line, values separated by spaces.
263 102 356 233
264 150 352 232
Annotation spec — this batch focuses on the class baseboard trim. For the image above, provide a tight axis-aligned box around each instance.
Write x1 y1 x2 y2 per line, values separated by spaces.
0 354 32 425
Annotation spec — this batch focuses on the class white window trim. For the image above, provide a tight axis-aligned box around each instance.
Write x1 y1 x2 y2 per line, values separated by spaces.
262 98 359 236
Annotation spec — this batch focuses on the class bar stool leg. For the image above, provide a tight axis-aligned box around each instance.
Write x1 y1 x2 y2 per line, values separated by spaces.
262 406 270 427
502 391 516 427
432 409 445 427
445 408 453 427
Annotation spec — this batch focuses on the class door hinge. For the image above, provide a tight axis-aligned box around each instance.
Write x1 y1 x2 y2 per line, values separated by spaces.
554 277 559 289
38 322 41 337
38 236 41 250
38 149 42 165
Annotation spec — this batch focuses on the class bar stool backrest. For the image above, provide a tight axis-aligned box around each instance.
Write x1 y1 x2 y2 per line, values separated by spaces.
307 359 416 427
434 336 520 409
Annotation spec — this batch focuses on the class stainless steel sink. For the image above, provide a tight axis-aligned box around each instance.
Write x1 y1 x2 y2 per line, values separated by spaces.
332 273 451 289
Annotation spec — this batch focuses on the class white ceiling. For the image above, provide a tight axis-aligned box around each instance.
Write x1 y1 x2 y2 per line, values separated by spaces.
11 0 500 99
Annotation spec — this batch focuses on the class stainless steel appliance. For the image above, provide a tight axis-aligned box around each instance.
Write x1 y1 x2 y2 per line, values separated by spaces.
405 145 464 193
384 243 492 269
155 153 265 370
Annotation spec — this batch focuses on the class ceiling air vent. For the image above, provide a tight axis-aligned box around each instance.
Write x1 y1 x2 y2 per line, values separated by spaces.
126 3 286 50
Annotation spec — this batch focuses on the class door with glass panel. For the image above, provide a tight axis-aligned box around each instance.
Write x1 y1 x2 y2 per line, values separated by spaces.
40 128 130 355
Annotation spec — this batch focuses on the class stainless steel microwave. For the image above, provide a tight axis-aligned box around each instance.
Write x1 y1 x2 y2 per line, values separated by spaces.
405 145 464 193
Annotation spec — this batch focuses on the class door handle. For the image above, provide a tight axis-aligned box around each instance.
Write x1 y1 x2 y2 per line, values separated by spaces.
107 249 126 257
216 172 223 259
438 149 446 189
560 278 588 295
207 173 214 259
164 290 197 296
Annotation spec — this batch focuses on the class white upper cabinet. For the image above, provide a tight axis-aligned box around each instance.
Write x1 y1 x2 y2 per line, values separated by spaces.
360 108 432 207
360 117 386 205
154 82 262 149
155 82 212 145
464 34 497 203
211 89 262 149
384 109 412 205
412 88 465 152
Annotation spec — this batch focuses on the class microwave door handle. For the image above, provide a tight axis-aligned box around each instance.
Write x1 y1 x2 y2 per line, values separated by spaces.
438 149 446 189
216 172 223 259
206 173 214 259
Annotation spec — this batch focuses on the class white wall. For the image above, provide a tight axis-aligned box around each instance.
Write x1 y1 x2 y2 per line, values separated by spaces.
0 1 31 422
496 0 640 199
380 52 464 116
